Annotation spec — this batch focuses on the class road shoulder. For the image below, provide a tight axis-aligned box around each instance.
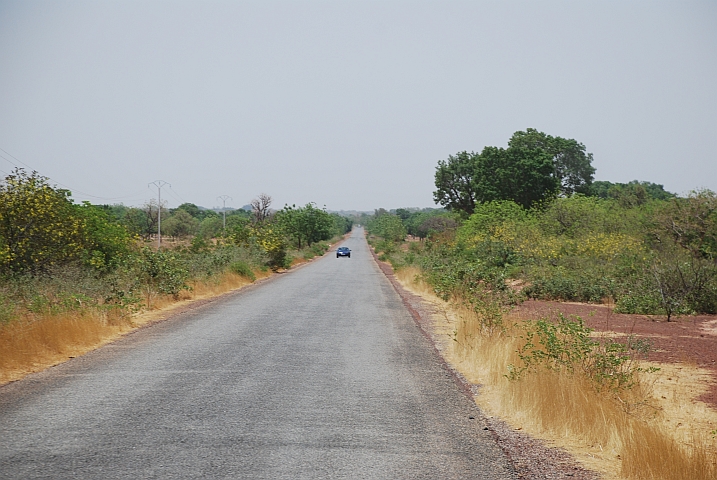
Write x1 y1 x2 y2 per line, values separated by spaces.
370 250 602 480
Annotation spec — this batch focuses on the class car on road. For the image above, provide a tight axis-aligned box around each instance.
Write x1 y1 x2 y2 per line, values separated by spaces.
336 247 351 258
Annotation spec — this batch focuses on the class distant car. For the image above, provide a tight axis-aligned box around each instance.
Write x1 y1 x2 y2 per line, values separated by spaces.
336 246 351 258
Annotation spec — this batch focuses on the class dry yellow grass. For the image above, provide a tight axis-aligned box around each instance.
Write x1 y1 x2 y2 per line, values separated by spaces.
394 266 717 480
0 309 133 383
0 270 268 385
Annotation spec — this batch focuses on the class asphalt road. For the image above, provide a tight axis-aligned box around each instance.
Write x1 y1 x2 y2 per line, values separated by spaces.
0 228 515 479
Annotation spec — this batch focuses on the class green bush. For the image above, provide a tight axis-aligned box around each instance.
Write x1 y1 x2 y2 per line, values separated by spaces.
509 314 654 392
302 242 329 260
0 294 15 323
230 261 255 281
136 248 189 299
524 266 618 304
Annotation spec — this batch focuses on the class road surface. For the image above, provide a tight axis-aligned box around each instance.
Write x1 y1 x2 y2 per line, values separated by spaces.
0 228 515 479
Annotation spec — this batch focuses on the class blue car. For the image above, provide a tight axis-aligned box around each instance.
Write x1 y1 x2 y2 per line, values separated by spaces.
336 247 351 258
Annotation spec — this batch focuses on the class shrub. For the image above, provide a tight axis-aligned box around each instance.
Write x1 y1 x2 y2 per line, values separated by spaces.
229 261 255 281
509 314 654 393
135 248 189 303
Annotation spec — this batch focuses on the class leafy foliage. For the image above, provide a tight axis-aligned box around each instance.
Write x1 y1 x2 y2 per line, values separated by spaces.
366 213 406 243
406 188 717 320
508 128 596 196
76 202 134 271
275 203 335 249
135 247 189 301
162 209 200 238
434 129 594 214
230 260 256 281
0 169 132 274
589 180 675 203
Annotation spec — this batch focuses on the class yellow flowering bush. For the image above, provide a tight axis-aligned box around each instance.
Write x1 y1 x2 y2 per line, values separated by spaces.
250 224 289 270
0 169 84 273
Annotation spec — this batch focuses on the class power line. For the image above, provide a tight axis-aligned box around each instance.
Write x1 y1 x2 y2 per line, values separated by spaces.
0 147 149 202
168 185 187 204
0 147 34 170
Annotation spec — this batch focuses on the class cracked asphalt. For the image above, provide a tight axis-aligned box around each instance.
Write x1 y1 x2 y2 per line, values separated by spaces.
0 228 515 479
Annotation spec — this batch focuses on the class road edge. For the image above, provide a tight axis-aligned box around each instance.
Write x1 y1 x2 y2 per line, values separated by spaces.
367 241 603 480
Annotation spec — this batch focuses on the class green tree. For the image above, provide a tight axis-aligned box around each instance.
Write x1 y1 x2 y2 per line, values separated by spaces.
331 213 353 236
121 207 150 239
658 190 717 260
368 213 407 243
162 210 200 239
174 203 202 219
476 146 558 209
590 180 675 206
76 202 134 271
435 130 594 215
198 216 223 239
433 151 480 215
276 203 334 249
416 216 458 239
508 128 596 195
172 203 224 221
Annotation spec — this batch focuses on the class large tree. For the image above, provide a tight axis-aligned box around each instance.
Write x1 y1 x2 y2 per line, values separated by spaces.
275 203 334 249
476 146 558 209
434 145 558 214
508 128 595 195
434 129 595 215
433 151 480 214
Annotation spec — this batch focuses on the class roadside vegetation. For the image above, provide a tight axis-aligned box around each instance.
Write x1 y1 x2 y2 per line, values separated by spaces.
0 168 352 382
367 129 717 479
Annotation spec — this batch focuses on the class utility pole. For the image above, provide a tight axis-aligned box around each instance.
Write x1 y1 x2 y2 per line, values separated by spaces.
217 195 232 231
148 180 170 249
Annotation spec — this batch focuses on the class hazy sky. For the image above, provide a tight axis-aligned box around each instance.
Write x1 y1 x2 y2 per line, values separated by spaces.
1 1 715 211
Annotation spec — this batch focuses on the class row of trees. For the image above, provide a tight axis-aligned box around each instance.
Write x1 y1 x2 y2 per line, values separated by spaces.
433 129 676 216
227 198 353 269
0 169 353 276
364 207 458 246
100 201 252 241
371 192 717 320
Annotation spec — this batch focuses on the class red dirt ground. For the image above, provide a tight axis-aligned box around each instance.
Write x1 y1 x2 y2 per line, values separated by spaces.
512 300 717 408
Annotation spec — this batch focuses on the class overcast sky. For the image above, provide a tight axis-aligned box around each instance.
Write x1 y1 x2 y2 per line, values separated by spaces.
0 1 715 211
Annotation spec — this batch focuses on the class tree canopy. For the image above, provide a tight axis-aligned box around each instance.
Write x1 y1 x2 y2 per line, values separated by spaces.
508 128 595 196
434 129 595 214
275 203 335 249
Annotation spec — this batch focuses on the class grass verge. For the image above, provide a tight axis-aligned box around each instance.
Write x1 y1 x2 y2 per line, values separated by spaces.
394 265 717 480
0 270 269 385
